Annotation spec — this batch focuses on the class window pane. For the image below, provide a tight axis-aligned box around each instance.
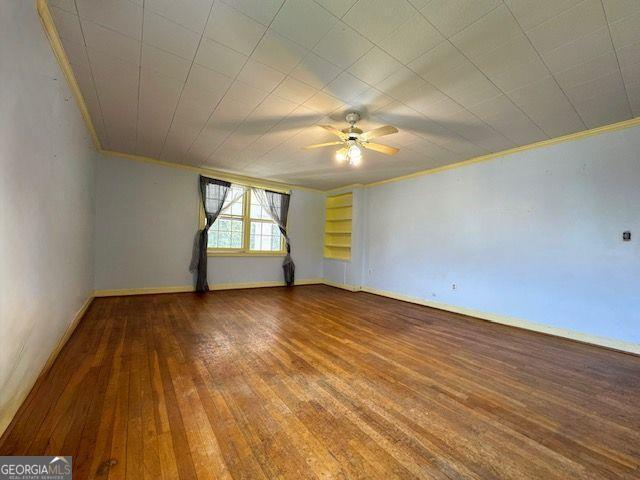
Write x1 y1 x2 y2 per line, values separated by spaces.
218 231 231 248
249 221 282 251
231 231 242 248
218 218 231 232
221 185 244 216
250 195 272 220
208 215 243 249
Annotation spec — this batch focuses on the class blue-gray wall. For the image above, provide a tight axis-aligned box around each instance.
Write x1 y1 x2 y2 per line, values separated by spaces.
0 1 96 435
363 125 640 344
94 154 325 290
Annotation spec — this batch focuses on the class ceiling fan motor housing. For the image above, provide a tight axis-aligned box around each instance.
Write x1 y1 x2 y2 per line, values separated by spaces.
345 112 361 125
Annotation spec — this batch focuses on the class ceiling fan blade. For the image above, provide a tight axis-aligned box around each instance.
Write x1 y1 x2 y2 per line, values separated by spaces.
361 125 398 141
318 124 347 140
363 142 399 155
303 141 344 150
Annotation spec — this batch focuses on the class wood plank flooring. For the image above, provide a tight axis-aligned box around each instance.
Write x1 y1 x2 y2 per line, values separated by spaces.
1 285 639 479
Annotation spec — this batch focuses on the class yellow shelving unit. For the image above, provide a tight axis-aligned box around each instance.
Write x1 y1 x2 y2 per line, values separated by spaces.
324 192 352 260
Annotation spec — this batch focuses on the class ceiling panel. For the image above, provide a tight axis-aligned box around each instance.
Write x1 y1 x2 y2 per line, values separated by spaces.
251 31 309 74
342 0 415 44
273 77 318 104
504 0 583 31
324 72 369 102
289 51 342 89
524 0 606 54
52 0 638 190
145 0 213 33
378 15 444 64
194 38 248 78
348 46 402 85
420 0 501 37
270 0 338 48
75 0 142 39
312 21 373 69
51 6 84 44
541 27 614 73
203 2 266 55
236 59 285 92
143 10 200 59
220 0 285 26
314 0 357 18
142 44 191 82
471 34 549 92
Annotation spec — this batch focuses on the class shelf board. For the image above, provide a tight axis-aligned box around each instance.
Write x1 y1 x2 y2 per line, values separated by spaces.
324 244 350 249
325 231 351 235
325 217 352 222
325 205 352 210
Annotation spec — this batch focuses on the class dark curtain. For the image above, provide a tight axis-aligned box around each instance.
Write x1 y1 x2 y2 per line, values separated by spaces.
194 176 231 292
253 188 295 286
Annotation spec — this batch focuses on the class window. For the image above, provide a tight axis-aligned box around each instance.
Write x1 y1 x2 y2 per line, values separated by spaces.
250 193 283 251
207 185 245 250
204 185 285 256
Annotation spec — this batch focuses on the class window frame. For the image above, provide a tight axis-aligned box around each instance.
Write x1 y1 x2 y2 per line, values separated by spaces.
200 186 287 257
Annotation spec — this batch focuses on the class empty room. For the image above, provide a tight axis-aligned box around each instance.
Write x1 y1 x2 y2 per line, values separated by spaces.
1 0 639 478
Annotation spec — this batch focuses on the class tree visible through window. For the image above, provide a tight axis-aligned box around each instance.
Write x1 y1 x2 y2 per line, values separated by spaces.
206 185 283 253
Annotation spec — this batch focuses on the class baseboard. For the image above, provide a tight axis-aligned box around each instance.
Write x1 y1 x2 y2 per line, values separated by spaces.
0 293 94 441
212 278 323 291
360 286 640 356
94 285 193 297
322 280 361 292
94 278 323 297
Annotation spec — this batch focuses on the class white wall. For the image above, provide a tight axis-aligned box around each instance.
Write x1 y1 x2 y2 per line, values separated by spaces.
94 154 325 290
362 125 640 346
0 1 96 434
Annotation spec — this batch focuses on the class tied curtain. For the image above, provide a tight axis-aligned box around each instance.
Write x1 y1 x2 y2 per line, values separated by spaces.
252 188 295 286
194 176 231 292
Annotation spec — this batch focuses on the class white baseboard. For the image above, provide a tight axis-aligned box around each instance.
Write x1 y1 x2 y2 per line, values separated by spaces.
322 280 361 292
360 286 640 356
94 278 323 297
94 285 193 297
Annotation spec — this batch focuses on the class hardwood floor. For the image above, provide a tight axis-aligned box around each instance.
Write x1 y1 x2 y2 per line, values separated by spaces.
1 285 639 479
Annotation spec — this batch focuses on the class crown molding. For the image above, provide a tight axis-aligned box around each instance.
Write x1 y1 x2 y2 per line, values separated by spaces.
36 0 101 150
364 116 640 189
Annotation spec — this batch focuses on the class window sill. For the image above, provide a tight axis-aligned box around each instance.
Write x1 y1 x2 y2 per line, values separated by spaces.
207 249 286 257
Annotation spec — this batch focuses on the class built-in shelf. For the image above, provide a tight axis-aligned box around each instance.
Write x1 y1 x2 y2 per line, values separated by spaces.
324 192 352 260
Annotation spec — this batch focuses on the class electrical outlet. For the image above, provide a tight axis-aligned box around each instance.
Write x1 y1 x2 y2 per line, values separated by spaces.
452 283 456 290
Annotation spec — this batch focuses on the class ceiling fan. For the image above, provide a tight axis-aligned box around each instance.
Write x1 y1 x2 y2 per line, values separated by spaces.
303 112 399 166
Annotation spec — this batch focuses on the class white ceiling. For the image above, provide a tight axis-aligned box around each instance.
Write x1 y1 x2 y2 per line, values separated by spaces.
50 0 639 190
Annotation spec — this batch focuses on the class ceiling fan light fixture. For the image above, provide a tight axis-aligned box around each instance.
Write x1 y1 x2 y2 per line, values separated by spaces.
347 143 362 159
304 112 399 168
